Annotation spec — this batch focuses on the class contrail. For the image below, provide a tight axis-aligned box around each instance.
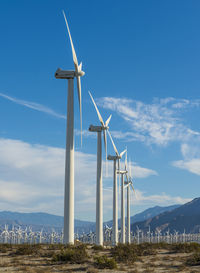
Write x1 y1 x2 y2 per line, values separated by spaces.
0 92 66 119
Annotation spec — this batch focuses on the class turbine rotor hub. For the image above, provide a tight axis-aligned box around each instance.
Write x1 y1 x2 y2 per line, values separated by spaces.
76 70 85 77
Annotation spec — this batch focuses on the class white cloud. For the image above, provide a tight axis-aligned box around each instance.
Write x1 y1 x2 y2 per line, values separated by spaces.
0 92 65 119
110 130 146 142
131 190 191 206
132 164 158 178
97 96 200 146
173 159 200 175
172 143 200 176
0 138 157 221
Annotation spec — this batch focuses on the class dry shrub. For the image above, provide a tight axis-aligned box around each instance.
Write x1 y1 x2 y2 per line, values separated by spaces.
47 244 60 250
94 255 117 269
111 243 138 263
52 244 88 264
137 243 157 255
14 244 41 255
153 242 170 249
172 243 200 253
111 243 156 264
0 243 12 253
92 245 104 251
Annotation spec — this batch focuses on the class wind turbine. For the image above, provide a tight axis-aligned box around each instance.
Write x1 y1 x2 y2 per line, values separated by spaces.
118 150 128 244
88 91 111 246
107 131 126 245
125 159 136 244
55 11 85 244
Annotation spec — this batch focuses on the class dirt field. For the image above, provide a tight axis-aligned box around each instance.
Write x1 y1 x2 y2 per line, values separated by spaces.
0 242 200 272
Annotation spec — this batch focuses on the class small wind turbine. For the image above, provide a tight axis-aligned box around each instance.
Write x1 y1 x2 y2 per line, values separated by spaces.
147 225 151 243
55 11 85 244
125 158 136 244
136 225 141 244
107 130 126 245
88 91 111 246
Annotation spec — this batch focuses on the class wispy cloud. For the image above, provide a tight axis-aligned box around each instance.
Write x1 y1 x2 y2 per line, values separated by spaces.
173 159 200 175
172 143 200 176
132 164 158 178
0 138 157 221
132 190 191 206
97 96 200 146
0 92 66 119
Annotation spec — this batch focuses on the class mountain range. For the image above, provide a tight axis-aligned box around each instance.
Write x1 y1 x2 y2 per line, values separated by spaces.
1 198 200 234
105 204 180 227
132 197 200 234
0 204 180 233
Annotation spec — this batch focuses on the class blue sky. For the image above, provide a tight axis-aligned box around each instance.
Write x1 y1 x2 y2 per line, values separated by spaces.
0 0 200 221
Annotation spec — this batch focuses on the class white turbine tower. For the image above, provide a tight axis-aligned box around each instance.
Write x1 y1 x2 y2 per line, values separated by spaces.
107 131 126 245
125 159 136 244
118 150 128 244
55 11 85 244
88 91 111 246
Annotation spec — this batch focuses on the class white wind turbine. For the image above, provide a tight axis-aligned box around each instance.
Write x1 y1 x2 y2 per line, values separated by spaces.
88 91 112 246
107 131 126 245
125 159 136 244
55 11 85 244
118 150 128 244
2 225 9 244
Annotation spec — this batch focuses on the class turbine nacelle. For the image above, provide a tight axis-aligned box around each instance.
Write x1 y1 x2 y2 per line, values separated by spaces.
89 124 109 132
117 170 128 175
107 154 121 160
55 68 75 79
55 68 85 79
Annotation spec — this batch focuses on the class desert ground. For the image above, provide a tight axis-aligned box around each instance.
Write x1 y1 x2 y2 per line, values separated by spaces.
0 242 200 272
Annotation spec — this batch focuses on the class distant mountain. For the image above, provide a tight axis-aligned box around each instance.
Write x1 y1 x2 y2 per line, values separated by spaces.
130 204 180 224
105 204 180 227
0 203 181 234
131 197 200 234
0 211 94 233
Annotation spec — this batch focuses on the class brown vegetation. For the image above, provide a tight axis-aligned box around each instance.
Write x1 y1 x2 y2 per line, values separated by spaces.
0 242 199 272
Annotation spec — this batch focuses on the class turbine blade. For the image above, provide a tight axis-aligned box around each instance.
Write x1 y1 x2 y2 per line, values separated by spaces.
62 10 78 70
131 183 137 199
125 148 128 171
103 130 108 177
77 76 82 146
88 91 104 126
78 62 82 71
129 158 132 178
120 149 126 158
103 130 107 159
125 172 129 182
131 183 135 193
107 130 119 156
117 158 120 170
105 114 112 126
